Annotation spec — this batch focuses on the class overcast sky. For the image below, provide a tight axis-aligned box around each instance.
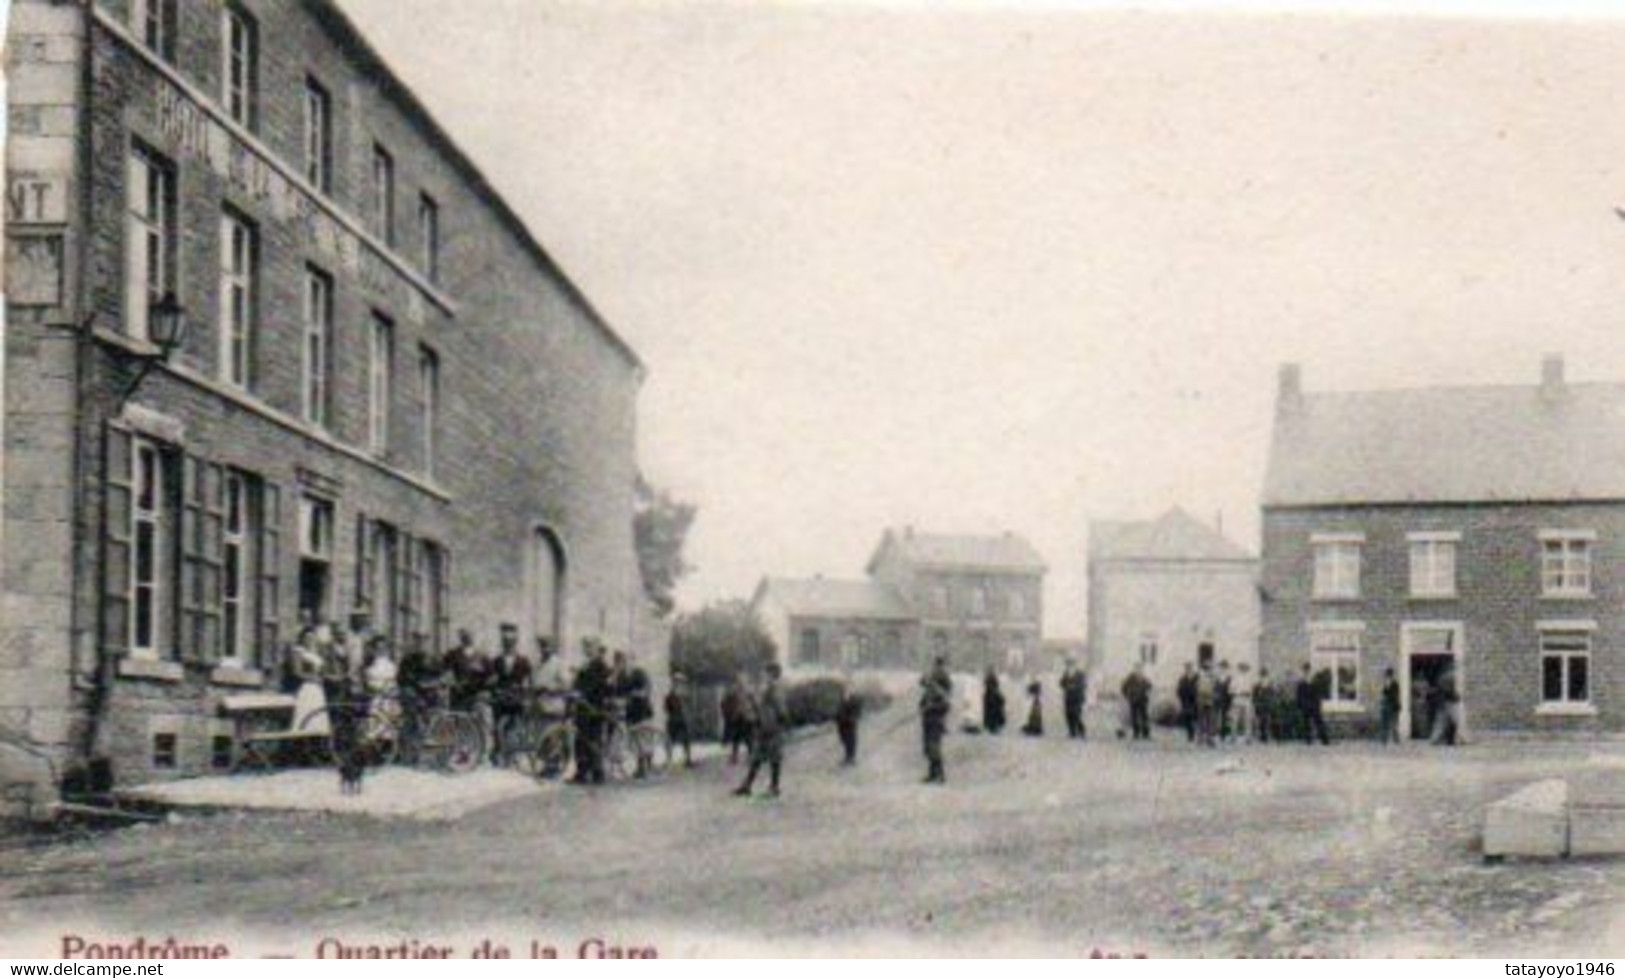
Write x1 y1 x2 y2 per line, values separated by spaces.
339 0 1625 634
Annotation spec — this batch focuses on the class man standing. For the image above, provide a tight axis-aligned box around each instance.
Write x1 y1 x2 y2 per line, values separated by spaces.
920 656 953 784
618 653 655 778
721 674 753 765
1379 667 1402 745
1176 664 1198 743
734 665 787 798
665 672 693 769
835 682 863 766
1254 667 1276 744
1298 662 1331 746
489 624 531 766
1231 663 1255 745
1060 659 1088 740
571 641 614 784
1120 663 1152 741
1194 662 1218 747
1215 661 1235 743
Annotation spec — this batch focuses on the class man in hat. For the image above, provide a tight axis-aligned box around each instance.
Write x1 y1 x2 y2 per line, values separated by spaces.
835 681 863 766
1121 663 1153 741
489 623 531 765
571 639 614 784
920 655 953 784
734 664 787 798
1060 658 1088 740
665 672 693 768
1176 663 1198 743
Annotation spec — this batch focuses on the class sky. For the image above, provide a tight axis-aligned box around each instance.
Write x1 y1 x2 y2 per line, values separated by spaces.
338 0 1625 635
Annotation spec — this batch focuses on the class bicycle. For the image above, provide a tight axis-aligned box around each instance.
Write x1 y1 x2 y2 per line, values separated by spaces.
497 688 575 780
598 697 672 781
393 683 485 774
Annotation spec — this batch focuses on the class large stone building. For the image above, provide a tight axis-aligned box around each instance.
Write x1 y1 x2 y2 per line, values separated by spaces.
753 528 1047 674
2 0 653 811
1261 357 1625 740
1087 508 1259 703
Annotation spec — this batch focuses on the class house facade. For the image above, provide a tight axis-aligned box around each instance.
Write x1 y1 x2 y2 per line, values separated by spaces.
752 528 1047 675
1087 508 1259 703
2 0 651 810
1260 357 1625 740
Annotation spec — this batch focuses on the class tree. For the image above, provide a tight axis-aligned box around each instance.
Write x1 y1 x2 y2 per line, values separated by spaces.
633 474 696 619
670 600 777 685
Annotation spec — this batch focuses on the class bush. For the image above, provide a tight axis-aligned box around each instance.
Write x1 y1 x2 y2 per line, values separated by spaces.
781 677 893 729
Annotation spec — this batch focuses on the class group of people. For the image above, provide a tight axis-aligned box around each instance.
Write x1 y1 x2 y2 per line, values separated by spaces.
279 609 687 789
976 657 1091 742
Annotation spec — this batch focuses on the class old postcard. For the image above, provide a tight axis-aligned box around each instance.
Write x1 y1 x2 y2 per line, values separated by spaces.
3 0 1625 960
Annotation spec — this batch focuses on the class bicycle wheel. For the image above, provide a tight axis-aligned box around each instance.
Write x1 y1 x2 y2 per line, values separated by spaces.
427 712 484 774
632 724 671 776
504 715 545 776
361 703 400 768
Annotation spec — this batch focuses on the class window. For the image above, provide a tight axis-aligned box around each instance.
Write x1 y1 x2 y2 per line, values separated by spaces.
1008 591 1026 619
1309 625 1361 704
132 0 175 60
969 587 987 616
841 633 863 667
297 494 335 622
304 78 332 193
1409 535 1459 598
930 586 948 616
1541 532 1595 597
418 193 441 283
798 629 820 663
418 346 440 477
221 4 258 130
931 631 949 659
369 315 394 455
218 209 257 389
212 735 235 771
151 733 178 770
1312 537 1362 600
302 268 333 427
1138 632 1159 667
131 439 168 659
221 472 253 665
1541 629 1591 706
125 146 175 343
372 144 396 245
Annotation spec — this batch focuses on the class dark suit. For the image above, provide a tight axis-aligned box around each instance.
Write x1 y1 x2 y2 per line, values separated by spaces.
572 658 613 783
1061 669 1087 739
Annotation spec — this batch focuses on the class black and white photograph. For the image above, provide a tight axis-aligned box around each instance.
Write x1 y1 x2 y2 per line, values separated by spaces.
4 0 1625 959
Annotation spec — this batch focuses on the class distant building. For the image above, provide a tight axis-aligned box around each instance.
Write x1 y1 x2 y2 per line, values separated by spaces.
752 528 1047 674
1087 509 1259 702
1260 356 1625 739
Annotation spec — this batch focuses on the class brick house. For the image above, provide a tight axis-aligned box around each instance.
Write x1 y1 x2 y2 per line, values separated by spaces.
1260 357 1625 740
2 0 653 810
1087 508 1259 705
753 528 1047 675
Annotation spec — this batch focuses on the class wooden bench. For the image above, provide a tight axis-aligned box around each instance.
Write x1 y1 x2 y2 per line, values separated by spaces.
220 693 329 772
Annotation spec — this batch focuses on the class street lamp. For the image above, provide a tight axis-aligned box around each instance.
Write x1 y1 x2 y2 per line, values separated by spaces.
116 292 188 406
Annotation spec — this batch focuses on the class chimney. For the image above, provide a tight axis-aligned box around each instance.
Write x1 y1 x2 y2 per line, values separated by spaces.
1276 363 1303 415
1541 353 1566 400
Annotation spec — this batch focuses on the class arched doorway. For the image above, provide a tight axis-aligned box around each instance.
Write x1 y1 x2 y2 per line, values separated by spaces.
530 527 567 656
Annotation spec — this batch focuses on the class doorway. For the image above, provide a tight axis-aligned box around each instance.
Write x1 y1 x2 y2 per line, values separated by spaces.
531 527 566 655
1401 623 1463 742
1198 642 1216 669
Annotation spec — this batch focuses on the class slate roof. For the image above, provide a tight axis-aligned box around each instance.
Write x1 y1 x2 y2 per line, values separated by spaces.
866 529 1048 574
1090 508 1254 563
754 577 915 621
1264 383 1625 507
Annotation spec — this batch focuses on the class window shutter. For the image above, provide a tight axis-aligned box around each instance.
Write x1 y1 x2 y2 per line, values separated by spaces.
257 481 282 670
179 455 205 663
354 512 373 615
399 533 419 646
102 425 136 658
200 462 225 662
435 547 451 655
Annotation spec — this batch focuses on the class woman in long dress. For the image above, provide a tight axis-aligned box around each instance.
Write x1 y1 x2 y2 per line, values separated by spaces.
290 639 331 736
982 668 1006 734
1022 680 1044 737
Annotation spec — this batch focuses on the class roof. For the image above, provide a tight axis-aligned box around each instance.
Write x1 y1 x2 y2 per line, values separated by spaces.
314 0 642 373
1090 508 1254 563
866 529 1048 574
1264 383 1625 507
753 577 915 621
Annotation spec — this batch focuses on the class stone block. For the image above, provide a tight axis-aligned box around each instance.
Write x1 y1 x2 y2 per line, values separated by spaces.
1484 779 1569 858
1570 755 1625 809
